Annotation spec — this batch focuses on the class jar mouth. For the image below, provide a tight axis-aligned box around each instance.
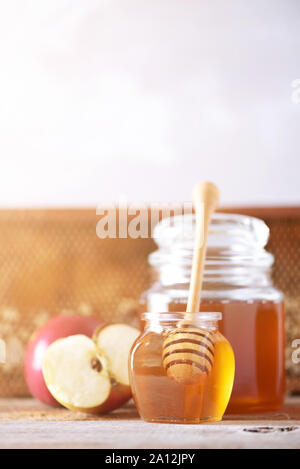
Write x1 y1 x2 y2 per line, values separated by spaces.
153 212 270 249
142 311 222 322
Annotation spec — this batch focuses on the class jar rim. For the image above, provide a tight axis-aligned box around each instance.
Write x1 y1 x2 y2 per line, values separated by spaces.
142 311 222 322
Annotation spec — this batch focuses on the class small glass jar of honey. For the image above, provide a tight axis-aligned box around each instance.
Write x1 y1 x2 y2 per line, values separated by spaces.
130 312 235 424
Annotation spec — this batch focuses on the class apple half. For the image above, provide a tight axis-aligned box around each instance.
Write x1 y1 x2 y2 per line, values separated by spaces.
43 324 140 414
94 324 140 386
24 314 104 406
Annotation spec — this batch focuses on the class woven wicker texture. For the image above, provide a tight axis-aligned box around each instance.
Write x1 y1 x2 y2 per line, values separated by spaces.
0 208 299 397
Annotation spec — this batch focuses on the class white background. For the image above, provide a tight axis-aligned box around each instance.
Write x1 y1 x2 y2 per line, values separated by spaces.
0 0 299 207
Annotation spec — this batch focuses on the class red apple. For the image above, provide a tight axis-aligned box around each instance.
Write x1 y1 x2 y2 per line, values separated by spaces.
24 314 104 406
42 325 140 414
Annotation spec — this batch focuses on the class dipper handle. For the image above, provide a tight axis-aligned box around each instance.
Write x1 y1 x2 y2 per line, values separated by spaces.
186 182 219 313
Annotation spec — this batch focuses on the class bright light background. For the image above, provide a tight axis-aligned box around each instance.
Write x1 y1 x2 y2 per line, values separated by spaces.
0 0 299 207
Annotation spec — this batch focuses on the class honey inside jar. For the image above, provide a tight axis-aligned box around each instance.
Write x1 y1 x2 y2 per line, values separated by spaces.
130 312 235 424
166 300 285 414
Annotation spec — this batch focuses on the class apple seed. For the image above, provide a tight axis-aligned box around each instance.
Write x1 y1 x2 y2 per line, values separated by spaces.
91 357 102 372
110 377 118 387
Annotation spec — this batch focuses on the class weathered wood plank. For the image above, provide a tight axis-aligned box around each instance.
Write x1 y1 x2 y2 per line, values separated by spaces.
0 398 299 449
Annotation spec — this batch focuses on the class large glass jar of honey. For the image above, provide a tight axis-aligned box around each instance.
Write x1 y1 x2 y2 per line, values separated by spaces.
130 312 235 423
142 213 285 414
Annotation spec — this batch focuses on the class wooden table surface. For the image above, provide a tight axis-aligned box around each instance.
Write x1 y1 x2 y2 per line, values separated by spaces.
0 398 299 449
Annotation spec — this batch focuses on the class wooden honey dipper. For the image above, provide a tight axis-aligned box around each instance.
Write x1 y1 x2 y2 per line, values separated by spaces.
162 182 220 385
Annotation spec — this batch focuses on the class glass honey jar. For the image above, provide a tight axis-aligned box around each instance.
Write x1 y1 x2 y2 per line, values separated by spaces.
141 213 285 414
130 312 235 424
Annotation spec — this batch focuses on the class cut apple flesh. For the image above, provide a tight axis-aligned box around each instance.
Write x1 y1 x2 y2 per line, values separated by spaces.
95 324 140 386
43 335 111 410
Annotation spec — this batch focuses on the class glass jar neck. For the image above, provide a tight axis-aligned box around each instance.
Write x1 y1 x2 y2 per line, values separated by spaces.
143 312 221 333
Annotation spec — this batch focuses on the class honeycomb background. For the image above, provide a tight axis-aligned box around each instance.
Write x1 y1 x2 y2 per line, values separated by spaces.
0 208 299 397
